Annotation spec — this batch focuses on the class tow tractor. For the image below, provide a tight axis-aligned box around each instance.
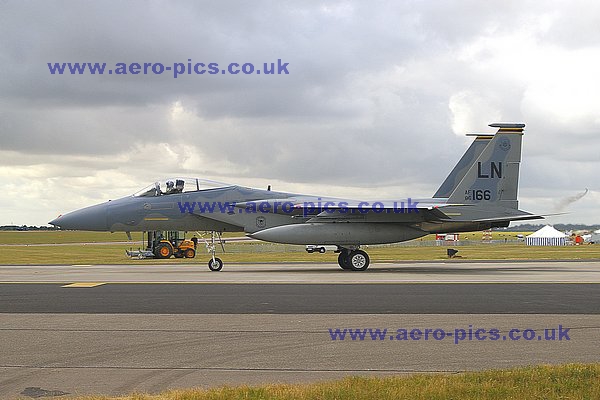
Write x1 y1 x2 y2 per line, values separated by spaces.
126 231 196 259
126 230 226 271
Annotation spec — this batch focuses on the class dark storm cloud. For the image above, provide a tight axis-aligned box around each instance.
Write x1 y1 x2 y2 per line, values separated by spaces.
0 0 445 159
1 1 425 107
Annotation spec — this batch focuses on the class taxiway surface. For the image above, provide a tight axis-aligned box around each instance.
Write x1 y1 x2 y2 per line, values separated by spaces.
1 261 599 398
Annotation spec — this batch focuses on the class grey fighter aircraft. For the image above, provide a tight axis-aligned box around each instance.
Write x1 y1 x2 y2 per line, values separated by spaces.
49 123 542 271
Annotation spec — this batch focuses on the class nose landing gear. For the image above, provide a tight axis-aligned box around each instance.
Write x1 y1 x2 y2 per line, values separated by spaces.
196 231 226 271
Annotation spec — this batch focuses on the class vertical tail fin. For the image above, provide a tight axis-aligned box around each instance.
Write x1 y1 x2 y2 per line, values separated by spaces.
447 123 524 209
433 135 493 198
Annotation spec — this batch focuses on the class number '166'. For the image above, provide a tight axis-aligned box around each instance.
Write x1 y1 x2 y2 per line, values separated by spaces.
473 189 491 200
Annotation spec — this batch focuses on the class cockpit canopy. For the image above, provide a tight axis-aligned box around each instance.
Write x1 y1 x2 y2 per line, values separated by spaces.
133 178 232 197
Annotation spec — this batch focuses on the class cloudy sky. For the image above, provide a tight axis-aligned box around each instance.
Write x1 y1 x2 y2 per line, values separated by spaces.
1 0 599 226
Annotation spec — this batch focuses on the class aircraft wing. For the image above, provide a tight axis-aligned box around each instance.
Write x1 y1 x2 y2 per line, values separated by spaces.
235 197 547 225
234 197 457 222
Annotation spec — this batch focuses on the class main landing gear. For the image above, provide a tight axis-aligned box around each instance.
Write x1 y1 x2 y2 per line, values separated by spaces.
337 247 370 271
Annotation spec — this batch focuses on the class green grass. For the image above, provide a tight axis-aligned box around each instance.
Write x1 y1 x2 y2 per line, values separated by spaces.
368 243 600 261
74 363 600 400
2 230 599 265
0 231 242 245
0 230 531 245
0 230 133 244
2 242 600 265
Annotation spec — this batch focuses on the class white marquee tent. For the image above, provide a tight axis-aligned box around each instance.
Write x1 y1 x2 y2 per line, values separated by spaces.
526 225 568 246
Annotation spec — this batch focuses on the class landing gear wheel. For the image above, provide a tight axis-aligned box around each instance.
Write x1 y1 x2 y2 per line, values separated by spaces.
184 248 195 258
347 250 370 271
319 247 326 254
155 243 173 259
208 257 223 271
338 251 351 270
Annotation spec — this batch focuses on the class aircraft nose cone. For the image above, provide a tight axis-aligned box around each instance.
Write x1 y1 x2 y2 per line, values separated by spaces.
49 203 109 231
48 216 61 226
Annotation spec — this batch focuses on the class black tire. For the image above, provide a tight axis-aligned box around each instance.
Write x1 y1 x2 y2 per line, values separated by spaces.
184 248 196 258
338 251 351 270
155 243 173 259
319 247 326 254
208 257 223 271
347 250 370 271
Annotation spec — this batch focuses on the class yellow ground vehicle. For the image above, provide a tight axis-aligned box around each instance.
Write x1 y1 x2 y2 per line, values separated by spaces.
152 231 196 259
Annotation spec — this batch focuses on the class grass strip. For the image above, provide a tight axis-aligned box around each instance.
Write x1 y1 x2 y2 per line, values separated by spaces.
76 363 600 400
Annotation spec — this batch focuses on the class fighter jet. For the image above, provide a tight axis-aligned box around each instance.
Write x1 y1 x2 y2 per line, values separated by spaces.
49 123 542 271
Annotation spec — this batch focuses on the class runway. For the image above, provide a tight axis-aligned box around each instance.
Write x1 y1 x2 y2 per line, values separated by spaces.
3 259 600 283
1 260 599 398
1 283 599 314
